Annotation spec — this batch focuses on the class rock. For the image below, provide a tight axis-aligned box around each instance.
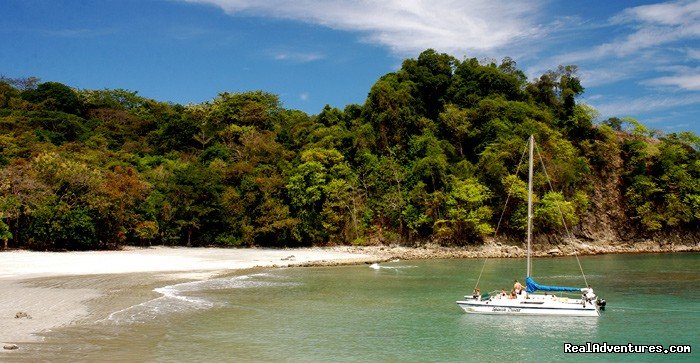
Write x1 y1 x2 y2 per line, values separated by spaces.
14 311 31 319
3 344 19 350
281 255 295 261
547 248 561 256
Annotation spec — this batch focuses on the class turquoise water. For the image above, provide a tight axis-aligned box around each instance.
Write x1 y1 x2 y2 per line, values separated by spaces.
17 253 700 362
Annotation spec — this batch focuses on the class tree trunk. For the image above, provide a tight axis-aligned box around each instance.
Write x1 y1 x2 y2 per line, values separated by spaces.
11 219 19 247
187 228 192 247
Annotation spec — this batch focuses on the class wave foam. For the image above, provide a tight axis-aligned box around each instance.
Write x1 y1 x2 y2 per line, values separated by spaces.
104 273 297 324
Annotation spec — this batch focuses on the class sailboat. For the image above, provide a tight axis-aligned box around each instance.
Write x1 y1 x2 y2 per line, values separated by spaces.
456 135 606 317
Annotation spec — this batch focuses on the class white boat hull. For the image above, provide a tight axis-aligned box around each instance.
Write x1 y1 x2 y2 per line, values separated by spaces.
456 294 600 317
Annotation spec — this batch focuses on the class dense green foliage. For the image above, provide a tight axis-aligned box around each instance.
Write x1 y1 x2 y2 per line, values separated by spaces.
1 50 698 250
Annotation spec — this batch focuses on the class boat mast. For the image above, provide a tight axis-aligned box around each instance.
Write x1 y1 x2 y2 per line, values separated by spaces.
526 135 534 278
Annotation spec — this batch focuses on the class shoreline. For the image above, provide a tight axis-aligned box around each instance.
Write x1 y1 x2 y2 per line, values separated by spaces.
1 243 698 349
337 239 700 262
0 246 380 347
347 241 700 260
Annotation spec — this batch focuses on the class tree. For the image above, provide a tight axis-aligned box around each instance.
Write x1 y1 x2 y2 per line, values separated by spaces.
22 82 82 115
287 161 327 243
164 162 222 247
403 182 433 238
602 117 623 131
625 175 663 231
409 131 450 192
153 115 199 152
0 220 11 249
435 177 493 242
0 161 50 247
0 76 40 91
363 72 418 152
207 91 281 130
99 166 149 244
402 49 456 119
448 57 525 108
439 104 473 157
0 80 21 108
533 192 577 232
316 105 344 127
79 88 147 110
557 65 584 119
27 152 103 249
526 65 584 122
322 177 362 243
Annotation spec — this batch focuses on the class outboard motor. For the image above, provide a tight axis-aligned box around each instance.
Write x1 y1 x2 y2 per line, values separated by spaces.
596 298 606 311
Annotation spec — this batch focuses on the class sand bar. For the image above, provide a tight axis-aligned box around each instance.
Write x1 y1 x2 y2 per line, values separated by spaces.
0 246 379 346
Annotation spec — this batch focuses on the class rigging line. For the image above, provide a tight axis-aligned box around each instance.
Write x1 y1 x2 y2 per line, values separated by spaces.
534 142 588 287
493 143 529 236
473 256 487 291
475 140 529 290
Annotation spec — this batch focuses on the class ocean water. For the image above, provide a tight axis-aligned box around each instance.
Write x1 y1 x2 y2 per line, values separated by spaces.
15 253 700 362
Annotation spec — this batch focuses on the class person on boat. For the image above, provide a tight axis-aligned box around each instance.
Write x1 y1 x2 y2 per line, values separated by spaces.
513 280 524 295
509 290 517 299
500 289 507 298
472 288 481 300
583 286 596 302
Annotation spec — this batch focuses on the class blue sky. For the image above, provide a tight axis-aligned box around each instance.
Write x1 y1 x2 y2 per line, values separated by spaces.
1 0 698 134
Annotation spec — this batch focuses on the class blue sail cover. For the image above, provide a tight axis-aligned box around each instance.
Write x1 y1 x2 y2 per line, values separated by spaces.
525 277 582 293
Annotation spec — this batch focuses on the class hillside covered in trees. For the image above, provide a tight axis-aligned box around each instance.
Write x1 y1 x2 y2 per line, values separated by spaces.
1 50 699 250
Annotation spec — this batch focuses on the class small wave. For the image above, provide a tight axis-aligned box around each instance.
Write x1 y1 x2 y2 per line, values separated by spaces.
369 263 417 271
104 273 298 324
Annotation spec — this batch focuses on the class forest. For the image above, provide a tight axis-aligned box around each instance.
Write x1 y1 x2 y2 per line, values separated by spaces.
1 49 699 250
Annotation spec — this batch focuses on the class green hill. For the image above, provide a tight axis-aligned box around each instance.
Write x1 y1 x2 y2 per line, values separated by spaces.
1 49 698 250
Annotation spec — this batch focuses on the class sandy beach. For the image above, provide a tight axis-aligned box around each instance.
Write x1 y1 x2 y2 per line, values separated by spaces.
0 246 379 347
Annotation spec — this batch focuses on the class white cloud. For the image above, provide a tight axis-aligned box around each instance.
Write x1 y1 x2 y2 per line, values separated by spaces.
532 0 700 95
646 75 700 91
552 1 700 66
272 51 324 62
181 0 545 56
577 65 637 88
644 67 700 91
687 48 700 60
591 94 700 117
612 0 700 26
43 28 117 38
300 92 309 101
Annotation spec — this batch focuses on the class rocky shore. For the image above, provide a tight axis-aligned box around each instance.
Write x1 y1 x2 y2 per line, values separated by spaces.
328 239 700 263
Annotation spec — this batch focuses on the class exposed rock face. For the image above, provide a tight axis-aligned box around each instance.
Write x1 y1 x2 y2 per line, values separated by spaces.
577 140 627 243
576 136 700 246
3 344 19 350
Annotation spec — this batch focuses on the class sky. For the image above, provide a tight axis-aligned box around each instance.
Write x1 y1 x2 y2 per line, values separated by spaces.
1 0 698 134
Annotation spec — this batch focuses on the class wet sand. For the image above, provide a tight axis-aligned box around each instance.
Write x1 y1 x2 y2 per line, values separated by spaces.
0 247 378 347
